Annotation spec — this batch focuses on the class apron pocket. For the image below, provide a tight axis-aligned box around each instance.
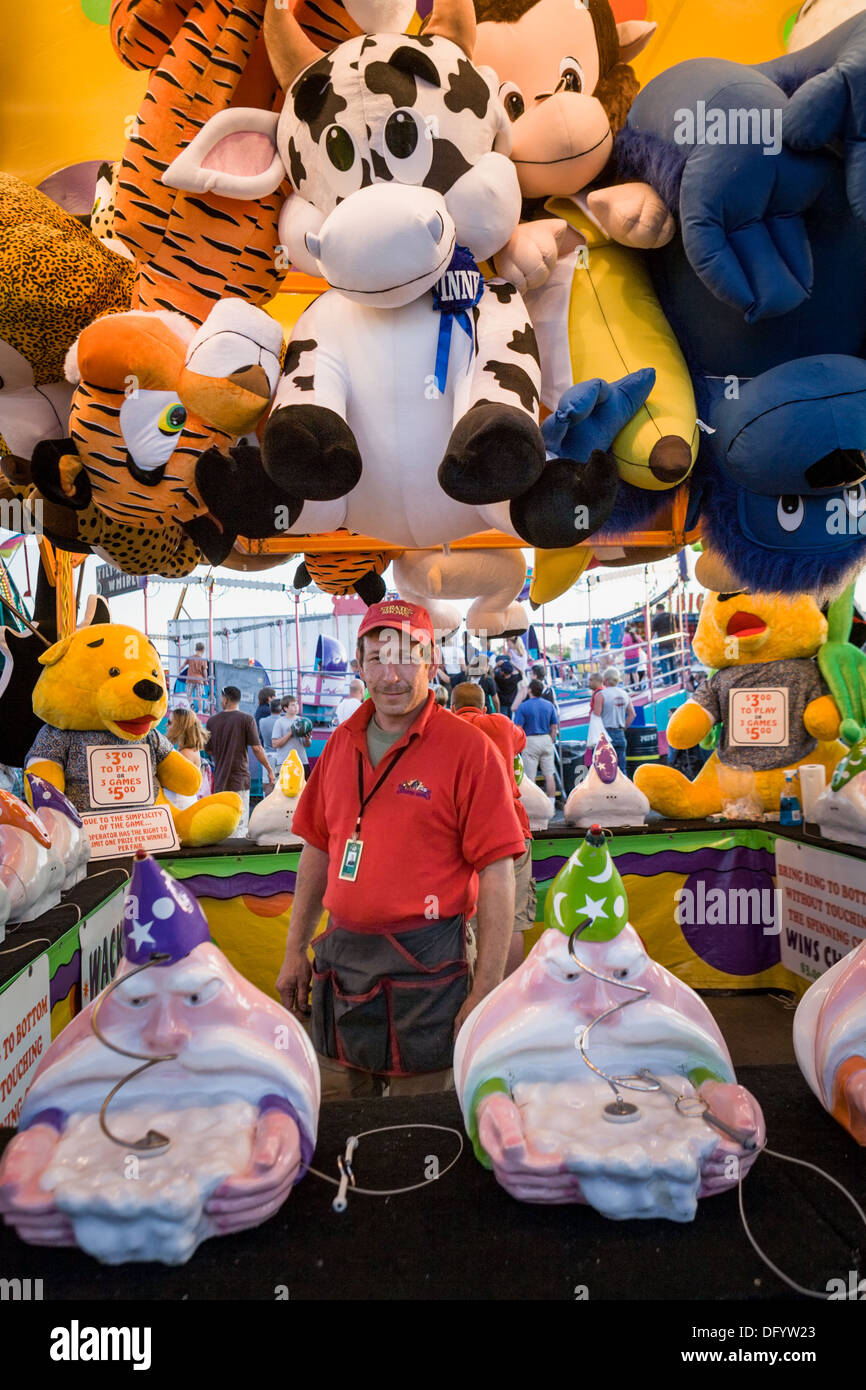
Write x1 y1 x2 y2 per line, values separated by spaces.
320 972 390 1072
388 964 469 1074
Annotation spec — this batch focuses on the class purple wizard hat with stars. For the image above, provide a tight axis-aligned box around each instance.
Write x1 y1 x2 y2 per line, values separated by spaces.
592 732 620 785
25 773 84 827
123 851 211 966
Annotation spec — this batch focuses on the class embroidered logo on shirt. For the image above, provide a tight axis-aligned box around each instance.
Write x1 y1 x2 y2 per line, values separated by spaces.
397 778 432 800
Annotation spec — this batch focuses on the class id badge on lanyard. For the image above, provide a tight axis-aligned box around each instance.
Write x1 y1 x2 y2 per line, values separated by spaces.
339 837 364 881
339 742 410 883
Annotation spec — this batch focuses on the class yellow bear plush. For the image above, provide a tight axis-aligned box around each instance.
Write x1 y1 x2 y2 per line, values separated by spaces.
24 623 241 847
635 592 845 819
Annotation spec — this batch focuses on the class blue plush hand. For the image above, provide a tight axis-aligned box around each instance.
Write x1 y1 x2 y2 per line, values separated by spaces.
679 140 834 323
541 370 655 460
784 21 866 223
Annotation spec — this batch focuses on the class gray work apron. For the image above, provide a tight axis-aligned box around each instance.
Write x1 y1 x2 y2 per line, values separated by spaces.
311 914 469 1076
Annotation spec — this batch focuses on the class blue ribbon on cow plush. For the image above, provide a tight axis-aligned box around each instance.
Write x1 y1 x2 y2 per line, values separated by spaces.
431 246 483 394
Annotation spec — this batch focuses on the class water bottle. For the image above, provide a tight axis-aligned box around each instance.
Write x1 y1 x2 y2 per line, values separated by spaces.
779 770 802 827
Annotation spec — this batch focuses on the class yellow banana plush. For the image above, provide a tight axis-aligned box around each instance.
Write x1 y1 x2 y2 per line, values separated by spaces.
533 197 698 492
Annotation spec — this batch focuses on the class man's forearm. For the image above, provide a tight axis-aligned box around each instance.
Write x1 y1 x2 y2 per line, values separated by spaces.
284 844 329 956
473 857 516 996
253 745 273 776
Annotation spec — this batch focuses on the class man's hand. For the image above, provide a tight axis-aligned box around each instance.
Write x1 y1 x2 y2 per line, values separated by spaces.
277 948 312 1018
453 985 490 1039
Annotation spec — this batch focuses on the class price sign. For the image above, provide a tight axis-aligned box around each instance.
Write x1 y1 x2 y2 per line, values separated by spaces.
728 688 789 747
87 744 154 808
81 806 179 859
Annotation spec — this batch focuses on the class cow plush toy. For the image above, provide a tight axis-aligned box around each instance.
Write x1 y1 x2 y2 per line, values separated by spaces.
164 0 619 555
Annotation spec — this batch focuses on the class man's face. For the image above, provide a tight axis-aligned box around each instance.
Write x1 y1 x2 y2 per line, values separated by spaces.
359 627 436 717
284 700 298 719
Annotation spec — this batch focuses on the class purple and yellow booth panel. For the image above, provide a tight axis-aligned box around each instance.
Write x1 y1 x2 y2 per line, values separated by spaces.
529 828 800 993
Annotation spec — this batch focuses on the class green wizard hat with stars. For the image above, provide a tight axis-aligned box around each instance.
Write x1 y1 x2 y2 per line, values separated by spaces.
544 824 628 942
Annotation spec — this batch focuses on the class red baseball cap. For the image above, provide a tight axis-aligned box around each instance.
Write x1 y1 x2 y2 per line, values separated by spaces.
357 599 435 645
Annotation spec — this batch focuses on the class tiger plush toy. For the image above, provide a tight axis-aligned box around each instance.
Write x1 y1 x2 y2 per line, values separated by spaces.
29 299 315 574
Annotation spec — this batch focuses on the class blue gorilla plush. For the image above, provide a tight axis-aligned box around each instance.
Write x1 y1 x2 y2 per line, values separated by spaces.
586 12 866 593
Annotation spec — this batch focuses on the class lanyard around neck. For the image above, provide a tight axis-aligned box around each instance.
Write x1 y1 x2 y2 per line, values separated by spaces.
354 740 411 838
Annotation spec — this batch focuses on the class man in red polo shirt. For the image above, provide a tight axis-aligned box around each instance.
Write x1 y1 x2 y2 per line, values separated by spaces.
276 600 526 1098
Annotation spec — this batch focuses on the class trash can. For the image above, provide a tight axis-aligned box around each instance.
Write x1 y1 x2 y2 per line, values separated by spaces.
626 724 660 779
560 743 585 795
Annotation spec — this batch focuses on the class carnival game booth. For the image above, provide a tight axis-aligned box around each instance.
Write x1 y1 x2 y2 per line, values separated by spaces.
2 816 866 1301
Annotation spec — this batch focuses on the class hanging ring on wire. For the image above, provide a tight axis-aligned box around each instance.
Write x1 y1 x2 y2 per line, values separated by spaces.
91 952 176 1154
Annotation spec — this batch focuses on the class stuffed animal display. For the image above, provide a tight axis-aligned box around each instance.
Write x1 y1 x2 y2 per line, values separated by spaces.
164 0 621 569
794 931 866 1146
617 13 866 596
474 0 698 504
23 621 243 847
455 825 765 1218
636 592 846 819
0 174 132 463
29 299 314 575
0 852 320 1264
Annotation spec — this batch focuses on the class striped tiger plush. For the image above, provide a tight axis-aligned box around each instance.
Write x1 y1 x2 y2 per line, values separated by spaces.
110 0 287 325
297 547 403 604
30 299 308 576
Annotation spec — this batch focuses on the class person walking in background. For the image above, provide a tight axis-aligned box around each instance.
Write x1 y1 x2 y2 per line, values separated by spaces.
505 635 528 675
333 679 365 725
585 672 605 767
254 687 276 732
258 697 284 777
208 686 273 835
651 602 675 684
467 655 500 712
599 667 635 774
180 642 208 714
451 682 535 977
622 626 641 688
272 695 312 768
494 656 521 719
164 706 211 808
514 679 559 797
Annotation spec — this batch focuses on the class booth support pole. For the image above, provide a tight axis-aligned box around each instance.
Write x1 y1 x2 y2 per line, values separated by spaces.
644 567 656 726
207 578 215 715
295 594 302 704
